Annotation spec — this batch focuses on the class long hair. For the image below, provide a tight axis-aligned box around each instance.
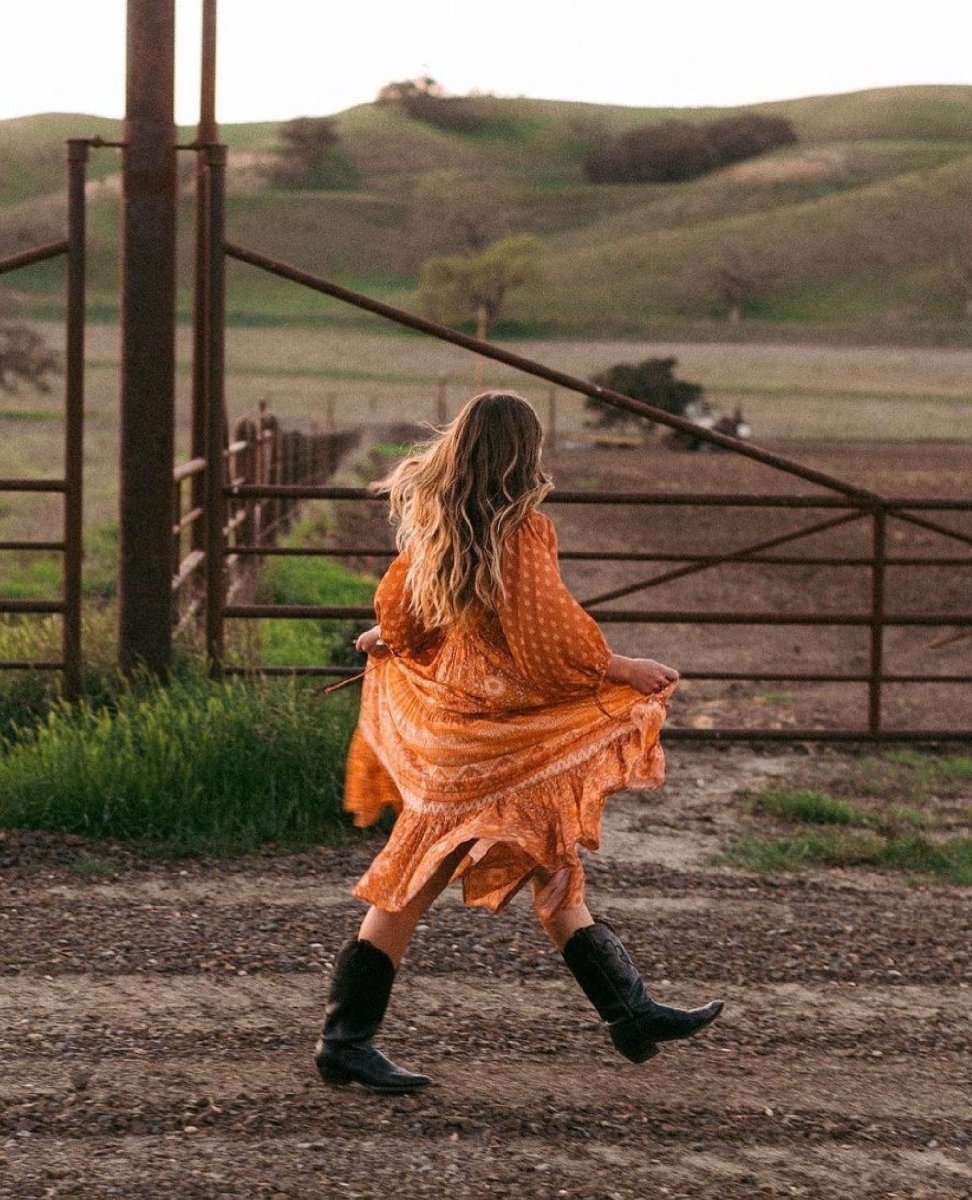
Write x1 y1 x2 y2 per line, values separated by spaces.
373 391 552 629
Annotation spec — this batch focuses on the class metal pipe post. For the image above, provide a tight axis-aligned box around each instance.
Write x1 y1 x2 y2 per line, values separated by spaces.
868 507 887 736
119 0 177 675
63 140 88 700
191 0 219 557
203 145 228 676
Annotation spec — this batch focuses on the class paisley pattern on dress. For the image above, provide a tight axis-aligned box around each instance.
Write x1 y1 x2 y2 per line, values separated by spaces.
344 510 674 919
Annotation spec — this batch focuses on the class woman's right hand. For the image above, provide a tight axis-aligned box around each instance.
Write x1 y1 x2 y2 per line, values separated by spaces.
607 654 679 694
355 625 389 657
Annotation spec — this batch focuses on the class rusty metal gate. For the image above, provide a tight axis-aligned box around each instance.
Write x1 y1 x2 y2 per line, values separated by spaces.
0 141 89 699
178 190 972 739
2 15 970 738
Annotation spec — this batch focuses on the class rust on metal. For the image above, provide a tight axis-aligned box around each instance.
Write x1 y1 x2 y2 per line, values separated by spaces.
203 143 228 676
63 140 88 699
118 0 178 675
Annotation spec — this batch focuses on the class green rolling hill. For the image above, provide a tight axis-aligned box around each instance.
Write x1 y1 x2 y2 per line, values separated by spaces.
1 87 971 338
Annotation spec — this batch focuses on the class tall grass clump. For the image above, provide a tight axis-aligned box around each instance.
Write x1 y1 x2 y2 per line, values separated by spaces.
0 608 120 740
0 672 359 854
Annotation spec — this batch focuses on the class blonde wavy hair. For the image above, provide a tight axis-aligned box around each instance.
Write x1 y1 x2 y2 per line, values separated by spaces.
373 391 552 629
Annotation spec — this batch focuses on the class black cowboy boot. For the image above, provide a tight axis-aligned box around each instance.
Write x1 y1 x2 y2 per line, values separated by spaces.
562 920 723 1063
314 938 431 1094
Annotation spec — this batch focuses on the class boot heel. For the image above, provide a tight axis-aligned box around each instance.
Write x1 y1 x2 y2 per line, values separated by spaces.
316 1057 354 1086
314 1046 352 1094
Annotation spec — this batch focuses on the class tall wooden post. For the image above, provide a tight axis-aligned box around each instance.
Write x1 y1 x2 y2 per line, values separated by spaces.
118 0 177 674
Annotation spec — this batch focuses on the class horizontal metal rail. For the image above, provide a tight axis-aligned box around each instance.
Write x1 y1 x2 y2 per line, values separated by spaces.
224 543 972 568
0 660 64 671
0 479 67 493
222 602 972 627
665 728 972 743
0 540 67 553
0 600 65 615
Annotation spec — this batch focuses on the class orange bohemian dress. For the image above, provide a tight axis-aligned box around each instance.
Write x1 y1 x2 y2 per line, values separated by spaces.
344 509 675 920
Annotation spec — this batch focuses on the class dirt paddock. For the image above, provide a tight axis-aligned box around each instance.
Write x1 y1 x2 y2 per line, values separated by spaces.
2 743 970 1199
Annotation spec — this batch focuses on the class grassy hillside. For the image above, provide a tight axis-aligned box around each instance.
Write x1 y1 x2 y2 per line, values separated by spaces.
2 88 972 337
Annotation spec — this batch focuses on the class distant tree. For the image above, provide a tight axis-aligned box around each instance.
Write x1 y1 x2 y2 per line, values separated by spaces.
376 76 489 134
583 112 797 185
270 116 351 189
418 234 542 335
584 121 714 184
703 113 797 166
408 170 522 262
584 357 703 431
0 299 60 395
695 245 782 322
376 76 445 106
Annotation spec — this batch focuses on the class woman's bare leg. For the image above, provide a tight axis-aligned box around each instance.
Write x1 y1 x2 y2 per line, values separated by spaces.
532 865 595 951
357 842 472 968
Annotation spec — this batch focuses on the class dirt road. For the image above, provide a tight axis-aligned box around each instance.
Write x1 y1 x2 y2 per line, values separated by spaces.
2 744 969 1199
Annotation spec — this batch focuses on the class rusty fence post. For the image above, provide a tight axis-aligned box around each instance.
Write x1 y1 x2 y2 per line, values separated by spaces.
63 140 88 701
868 505 887 737
119 0 177 676
190 0 218 558
203 144 228 677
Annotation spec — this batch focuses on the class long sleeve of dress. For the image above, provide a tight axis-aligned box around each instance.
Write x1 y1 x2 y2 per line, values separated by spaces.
373 553 436 657
495 510 611 695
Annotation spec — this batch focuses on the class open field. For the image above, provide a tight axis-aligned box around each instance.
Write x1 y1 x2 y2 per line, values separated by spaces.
1 743 970 1199
2 324 972 548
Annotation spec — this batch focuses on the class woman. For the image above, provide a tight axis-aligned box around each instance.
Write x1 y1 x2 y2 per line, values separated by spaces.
316 391 722 1093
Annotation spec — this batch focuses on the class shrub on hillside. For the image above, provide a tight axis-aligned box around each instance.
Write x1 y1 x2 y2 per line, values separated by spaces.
269 116 357 189
0 295 61 395
583 112 797 184
705 113 798 165
585 357 703 430
377 77 489 134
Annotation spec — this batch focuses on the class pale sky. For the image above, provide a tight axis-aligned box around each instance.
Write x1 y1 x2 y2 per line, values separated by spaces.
4 0 970 124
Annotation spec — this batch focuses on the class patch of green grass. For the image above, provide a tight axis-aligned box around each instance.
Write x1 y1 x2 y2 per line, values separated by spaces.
724 750 972 884
0 672 358 855
719 828 972 885
0 607 120 740
845 750 972 805
720 828 889 872
752 787 856 825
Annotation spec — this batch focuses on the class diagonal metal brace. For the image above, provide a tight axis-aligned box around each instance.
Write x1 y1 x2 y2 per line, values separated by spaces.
580 508 867 607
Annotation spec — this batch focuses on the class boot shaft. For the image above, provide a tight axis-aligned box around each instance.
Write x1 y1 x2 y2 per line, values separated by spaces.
323 938 396 1045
